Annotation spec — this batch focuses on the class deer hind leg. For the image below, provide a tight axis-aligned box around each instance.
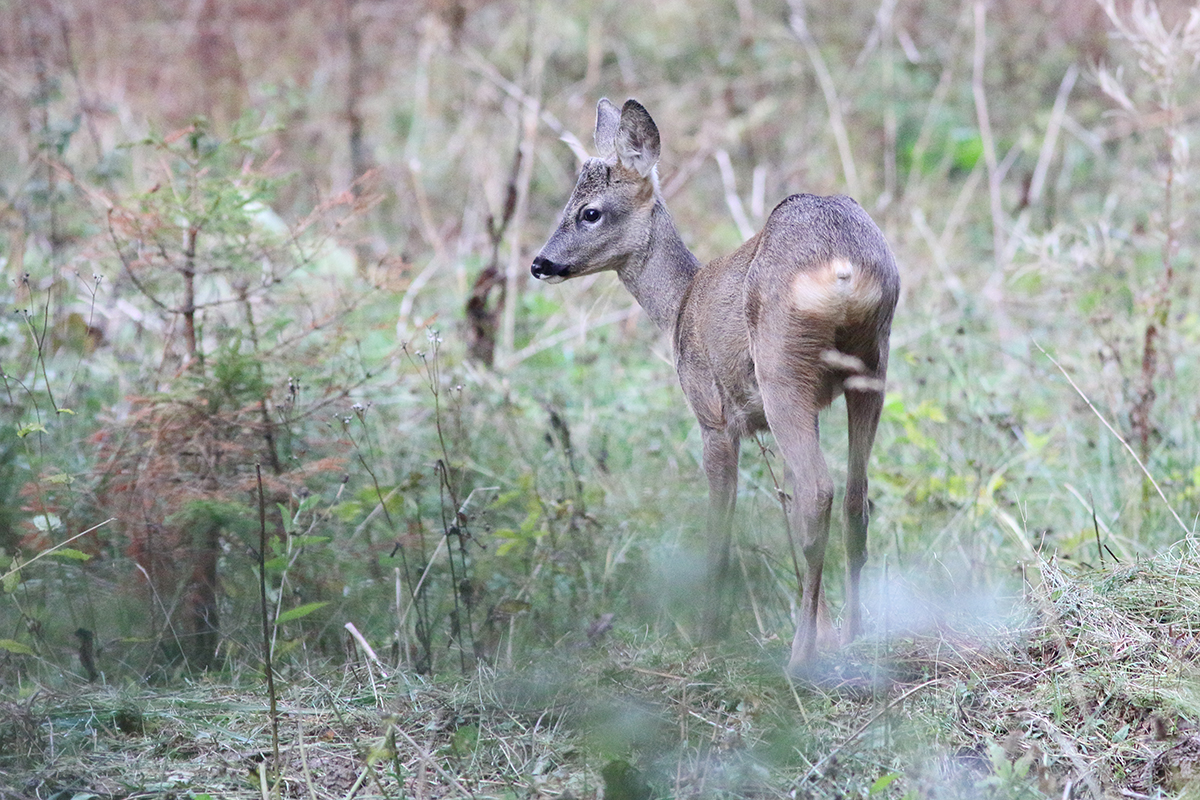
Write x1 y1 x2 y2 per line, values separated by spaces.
758 374 837 670
780 457 834 644
700 425 740 642
843 377 884 645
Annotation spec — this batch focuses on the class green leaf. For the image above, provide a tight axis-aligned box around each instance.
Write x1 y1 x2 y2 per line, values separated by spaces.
47 548 92 562
17 423 47 438
951 128 984 171
449 724 480 758
273 639 303 659
276 601 330 625
332 501 364 523
870 772 901 795
0 638 35 656
274 503 295 535
493 599 531 615
263 556 288 571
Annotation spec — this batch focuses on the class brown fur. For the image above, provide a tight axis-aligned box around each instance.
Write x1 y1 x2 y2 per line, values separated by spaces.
532 99 899 672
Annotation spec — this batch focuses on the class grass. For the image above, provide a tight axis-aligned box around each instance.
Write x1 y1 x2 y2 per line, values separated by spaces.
6 544 1200 798
4 0 1200 796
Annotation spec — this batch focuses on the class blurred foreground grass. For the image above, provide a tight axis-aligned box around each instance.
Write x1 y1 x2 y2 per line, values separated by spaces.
7 546 1200 797
3 0 1200 796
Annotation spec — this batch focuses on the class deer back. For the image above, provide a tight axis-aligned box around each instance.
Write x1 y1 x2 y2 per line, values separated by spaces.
674 194 899 437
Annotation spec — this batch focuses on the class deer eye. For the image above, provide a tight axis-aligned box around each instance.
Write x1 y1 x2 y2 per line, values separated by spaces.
580 207 601 224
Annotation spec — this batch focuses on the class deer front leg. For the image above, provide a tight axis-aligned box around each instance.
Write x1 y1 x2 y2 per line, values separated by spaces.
699 425 739 642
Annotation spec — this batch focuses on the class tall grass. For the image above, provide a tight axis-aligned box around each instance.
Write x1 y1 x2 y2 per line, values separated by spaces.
2 0 1200 795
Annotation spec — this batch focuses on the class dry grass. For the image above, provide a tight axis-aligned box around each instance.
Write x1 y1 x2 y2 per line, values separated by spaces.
6 540 1200 799
4 1 1200 798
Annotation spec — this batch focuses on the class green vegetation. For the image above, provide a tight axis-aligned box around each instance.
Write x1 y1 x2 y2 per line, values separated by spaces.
2 0 1200 797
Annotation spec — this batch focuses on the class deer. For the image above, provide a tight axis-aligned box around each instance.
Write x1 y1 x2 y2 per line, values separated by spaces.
530 98 900 672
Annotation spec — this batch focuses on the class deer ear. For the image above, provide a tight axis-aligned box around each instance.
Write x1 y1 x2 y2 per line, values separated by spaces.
594 98 620 158
615 99 660 178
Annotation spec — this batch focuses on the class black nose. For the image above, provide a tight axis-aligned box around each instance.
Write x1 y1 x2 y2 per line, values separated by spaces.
531 256 570 279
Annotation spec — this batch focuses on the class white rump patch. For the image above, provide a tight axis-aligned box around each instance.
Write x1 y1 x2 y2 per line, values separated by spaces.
791 270 836 314
791 258 882 323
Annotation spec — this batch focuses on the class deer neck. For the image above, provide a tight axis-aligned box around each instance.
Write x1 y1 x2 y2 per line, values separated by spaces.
617 200 701 332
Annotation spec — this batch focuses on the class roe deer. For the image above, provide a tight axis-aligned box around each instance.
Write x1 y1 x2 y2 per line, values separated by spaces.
531 99 899 671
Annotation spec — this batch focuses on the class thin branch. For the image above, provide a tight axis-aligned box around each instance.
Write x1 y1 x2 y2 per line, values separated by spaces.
1028 64 1079 205
939 158 984 255
344 621 390 678
500 38 543 360
795 679 943 785
904 1 971 197
750 164 767 220
504 305 641 367
999 63 1079 266
713 149 755 240
0 518 115 581
910 206 966 305
786 0 862 198
879 0 898 210
391 722 476 797
661 142 715 201
1034 341 1190 538
463 46 589 162
256 464 280 773
397 254 441 337
972 1 1005 267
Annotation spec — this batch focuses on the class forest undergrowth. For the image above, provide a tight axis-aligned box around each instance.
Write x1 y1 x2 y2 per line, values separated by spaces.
3 0 1200 797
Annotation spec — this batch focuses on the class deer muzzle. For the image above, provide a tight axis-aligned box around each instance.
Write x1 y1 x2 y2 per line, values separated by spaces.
531 255 571 283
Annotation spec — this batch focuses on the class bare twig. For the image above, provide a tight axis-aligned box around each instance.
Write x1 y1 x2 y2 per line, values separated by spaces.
256 464 280 773
397 255 441 337
797 679 942 785
504 305 641 367
297 724 319 800
463 47 589 162
939 158 984 255
0 518 114 581
344 621 390 677
750 164 767 221
1028 64 1079 206
499 37 543 360
910 206 966 304
391 722 476 797
405 161 450 267
1000 62 1079 266
904 1 971 196
662 141 716 201
396 536 448 632
879 0 898 210
713 149 755 240
786 0 862 198
972 1 1005 268
1035 341 1190 537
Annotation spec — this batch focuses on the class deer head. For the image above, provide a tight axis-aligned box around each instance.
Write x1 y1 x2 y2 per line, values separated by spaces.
531 99 662 284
